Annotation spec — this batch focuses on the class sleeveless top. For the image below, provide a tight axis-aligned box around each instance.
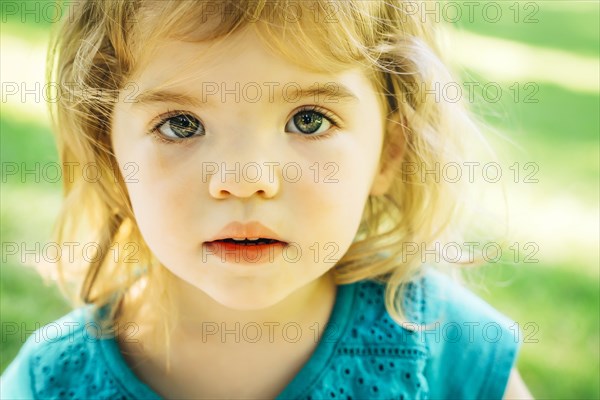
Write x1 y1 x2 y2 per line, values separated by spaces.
1 267 521 399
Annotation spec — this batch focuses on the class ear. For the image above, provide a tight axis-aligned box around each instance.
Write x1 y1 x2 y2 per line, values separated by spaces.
370 115 406 196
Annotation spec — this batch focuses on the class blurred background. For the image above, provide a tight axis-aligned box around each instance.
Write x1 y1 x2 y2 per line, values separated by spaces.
1 1 598 398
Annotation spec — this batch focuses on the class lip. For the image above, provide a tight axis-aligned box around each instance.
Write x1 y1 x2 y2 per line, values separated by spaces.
203 240 287 265
205 221 287 243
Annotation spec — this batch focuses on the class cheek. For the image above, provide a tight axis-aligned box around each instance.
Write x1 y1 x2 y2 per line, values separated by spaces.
294 147 377 244
112 117 201 250
126 157 204 242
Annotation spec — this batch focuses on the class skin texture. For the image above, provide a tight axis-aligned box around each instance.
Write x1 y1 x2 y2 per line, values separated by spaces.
111 25 400 398
112 25 395 321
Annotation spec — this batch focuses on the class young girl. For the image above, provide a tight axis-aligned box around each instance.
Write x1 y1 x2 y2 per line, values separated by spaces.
2 0 533 399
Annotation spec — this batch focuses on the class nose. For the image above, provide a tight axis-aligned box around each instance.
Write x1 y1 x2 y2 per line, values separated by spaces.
208 160 281 200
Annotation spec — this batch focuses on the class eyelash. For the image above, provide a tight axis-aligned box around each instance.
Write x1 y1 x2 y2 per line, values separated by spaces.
146 109 197 146
146 105 342 145
293 105 342 141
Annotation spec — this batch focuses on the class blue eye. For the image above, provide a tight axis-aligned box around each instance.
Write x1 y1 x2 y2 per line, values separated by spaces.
285 106 340 137
155 113 204 139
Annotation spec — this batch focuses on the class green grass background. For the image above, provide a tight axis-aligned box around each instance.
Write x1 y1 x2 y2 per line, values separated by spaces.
1 1 598 398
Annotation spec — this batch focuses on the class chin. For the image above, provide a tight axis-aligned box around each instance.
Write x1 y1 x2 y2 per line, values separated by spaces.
203 284 290 311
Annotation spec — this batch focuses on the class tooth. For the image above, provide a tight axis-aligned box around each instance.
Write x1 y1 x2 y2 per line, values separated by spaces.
231 237 246 241
247 237 259 241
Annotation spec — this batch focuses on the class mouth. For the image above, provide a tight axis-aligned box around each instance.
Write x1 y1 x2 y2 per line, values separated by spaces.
207 238 285 246
206 221 287 245
203 237 288 265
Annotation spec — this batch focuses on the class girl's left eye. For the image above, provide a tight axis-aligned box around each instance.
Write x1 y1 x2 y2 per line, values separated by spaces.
152 112 205 140
285 106 341 138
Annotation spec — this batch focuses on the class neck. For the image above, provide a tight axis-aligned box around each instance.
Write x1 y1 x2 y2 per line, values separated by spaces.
120 269 338 347
171 270 338 333
116 270 340 398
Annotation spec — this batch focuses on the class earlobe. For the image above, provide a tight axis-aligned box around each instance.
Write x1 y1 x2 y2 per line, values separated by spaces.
370 116 406 196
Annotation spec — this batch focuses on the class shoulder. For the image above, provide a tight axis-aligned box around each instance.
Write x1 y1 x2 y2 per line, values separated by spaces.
316 279 431 399
418 266 523 399
0 305 129 399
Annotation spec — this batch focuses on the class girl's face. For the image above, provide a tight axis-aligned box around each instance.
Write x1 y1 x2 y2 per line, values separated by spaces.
111 26 392 310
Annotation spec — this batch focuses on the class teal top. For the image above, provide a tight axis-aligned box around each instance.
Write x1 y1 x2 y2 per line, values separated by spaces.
1 267 521 399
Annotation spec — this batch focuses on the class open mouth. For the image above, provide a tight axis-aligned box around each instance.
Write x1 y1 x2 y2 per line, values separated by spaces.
204 237 287 265
211 238 283 246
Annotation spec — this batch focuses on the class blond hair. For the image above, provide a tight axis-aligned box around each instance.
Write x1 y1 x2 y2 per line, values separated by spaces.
46 0 498 362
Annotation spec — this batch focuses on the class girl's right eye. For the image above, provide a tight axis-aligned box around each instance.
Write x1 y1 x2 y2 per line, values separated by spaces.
153 112 205 140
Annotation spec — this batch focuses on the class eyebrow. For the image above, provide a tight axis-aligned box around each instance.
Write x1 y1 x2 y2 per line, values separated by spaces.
131 82 359 108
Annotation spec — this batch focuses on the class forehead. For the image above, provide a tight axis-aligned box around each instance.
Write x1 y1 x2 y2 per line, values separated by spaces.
127 26 375 108
131 1 368 73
